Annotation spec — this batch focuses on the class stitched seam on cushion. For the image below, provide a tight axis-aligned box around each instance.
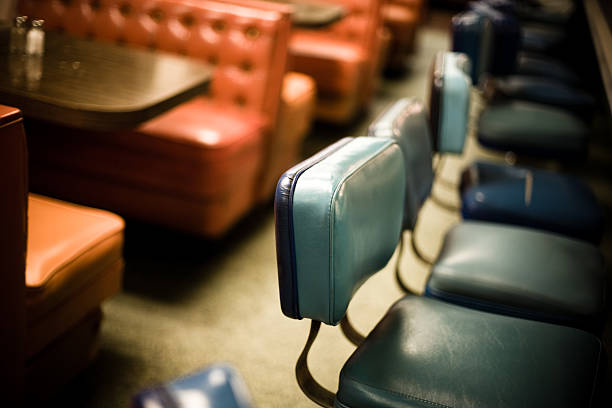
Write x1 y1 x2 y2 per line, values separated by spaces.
342 376 453 408
328 139 397 323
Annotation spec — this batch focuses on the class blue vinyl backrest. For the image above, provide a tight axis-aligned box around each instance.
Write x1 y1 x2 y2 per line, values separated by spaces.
435 51 472 155
283 137 405 325
368 98 434 230
468 2 521 75
275 137 354 319
452 10 493 84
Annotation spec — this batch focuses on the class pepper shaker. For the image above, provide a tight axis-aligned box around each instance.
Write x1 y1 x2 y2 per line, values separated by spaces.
10 16 28 54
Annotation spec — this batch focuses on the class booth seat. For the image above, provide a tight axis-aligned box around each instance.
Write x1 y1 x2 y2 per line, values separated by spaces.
274 136 603 408
288 0 385 123
0 106 124 403
213 0 318 201
381 0 421 73
20 0 309 236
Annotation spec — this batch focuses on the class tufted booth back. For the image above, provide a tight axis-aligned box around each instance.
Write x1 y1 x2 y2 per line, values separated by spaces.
322 0 383 52
18 0 291 123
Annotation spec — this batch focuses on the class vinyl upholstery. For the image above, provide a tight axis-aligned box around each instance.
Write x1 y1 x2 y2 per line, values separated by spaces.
382 0 421 71
288 0 385 123
428 51 471 154
275 137 405 324
461 160 604 243
368 97 433 230
20 0 306 237
0 105 125 401
375 84 606 332
477 100 589 159
0 106 27 403
427 221 606 331
337 296 603 408
275 116 603 407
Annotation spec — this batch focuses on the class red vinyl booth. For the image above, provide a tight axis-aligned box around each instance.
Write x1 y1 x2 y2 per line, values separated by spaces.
288 0 386 124
383 0 424 72
0 105 124 404
19 0 313 237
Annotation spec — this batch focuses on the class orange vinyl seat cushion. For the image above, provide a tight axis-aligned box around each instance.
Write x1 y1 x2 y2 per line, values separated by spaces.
26 194 124 358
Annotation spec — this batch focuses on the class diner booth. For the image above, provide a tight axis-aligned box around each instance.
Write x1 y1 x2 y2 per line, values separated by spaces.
1 0 612 406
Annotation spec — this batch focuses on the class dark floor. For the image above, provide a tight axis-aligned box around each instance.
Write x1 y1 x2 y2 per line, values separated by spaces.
40 7 612 408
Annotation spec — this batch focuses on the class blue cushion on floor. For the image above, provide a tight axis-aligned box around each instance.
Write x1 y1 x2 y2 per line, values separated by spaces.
461 160 604 243
478 100 589 159
336 296 603 408
426 221 606 332
133 363 253 408
495 76 595 112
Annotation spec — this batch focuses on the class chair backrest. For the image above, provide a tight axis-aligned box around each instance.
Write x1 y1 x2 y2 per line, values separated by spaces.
275 137 405 325
451 10 493 84
466 2 521 76
18 0 291 124
428 51 472 155
368 98 434 230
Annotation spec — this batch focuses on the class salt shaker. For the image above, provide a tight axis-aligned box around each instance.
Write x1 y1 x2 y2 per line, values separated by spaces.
26 19 45 56
10 16 28 54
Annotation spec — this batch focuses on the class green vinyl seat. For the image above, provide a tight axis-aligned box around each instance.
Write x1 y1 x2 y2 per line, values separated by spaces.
337 296 603 408
477 100 589 159
427 221 606 332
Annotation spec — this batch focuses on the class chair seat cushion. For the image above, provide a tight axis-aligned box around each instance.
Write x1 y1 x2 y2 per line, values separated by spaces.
426 221 606 331
477 101 589 159
289 31 366 96
495 76 595 112
461 161 604 243
26 194 124 357
521 23 565 54
516 52 580 85
337 296 602 408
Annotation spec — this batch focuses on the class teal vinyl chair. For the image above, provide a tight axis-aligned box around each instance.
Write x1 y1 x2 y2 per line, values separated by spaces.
368 90 606 333
427 51 603 244
274 136 604 407
452 10 592 159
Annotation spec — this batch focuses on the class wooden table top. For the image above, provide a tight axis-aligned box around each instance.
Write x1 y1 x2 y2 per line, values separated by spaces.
270 0 346 27
0 27 212 130
585 0 612 113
